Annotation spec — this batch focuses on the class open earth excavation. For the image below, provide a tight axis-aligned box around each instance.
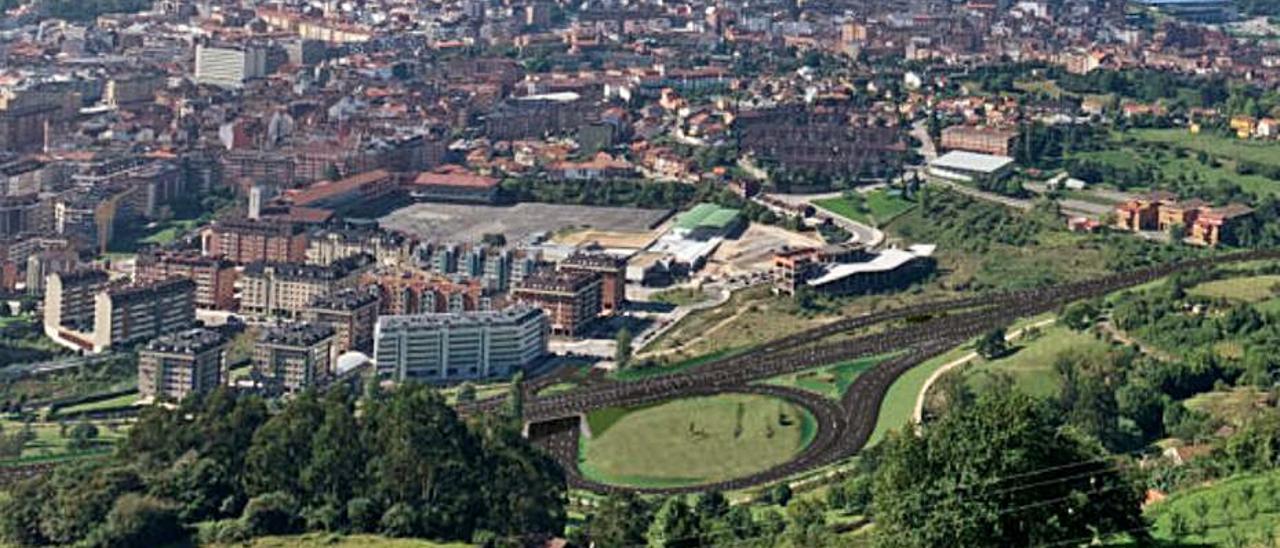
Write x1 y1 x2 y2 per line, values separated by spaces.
10 0 1280 545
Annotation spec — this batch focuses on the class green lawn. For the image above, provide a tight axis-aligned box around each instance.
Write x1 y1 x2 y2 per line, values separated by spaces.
612 347 748 381
0 418 129 466
1188 275 1280 303
761 355 886 400
1071 147 1280 197
1184 387 1272 428
1130 128 1280 169
650 286 712 306
55 392 140 416
210 533 472 547
964 324 1108 399
578 394 816 488
814 189 916 227
866 345 971 447
1147 469 1280 545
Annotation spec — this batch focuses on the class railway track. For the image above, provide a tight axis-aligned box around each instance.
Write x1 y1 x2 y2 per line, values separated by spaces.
491 249 1280 494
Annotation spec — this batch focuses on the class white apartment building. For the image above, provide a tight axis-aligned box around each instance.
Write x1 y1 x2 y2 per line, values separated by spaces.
373 306 549 383
195 44 267 89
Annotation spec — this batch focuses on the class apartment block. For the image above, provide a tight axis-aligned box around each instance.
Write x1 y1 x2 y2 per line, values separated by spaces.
43 269 109 333
204 218 308 265
239 254 373 318
940 125 1019 156
254 322 335 393
195 44 268 89
91 278 197 352
558 253 627 314
136 251 238 310
373 306 549 383
302 287 380 355
138 328 227 402
512 269 602 337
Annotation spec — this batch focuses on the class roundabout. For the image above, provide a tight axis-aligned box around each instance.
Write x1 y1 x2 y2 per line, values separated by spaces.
461 250 1280 494
577 393 818 489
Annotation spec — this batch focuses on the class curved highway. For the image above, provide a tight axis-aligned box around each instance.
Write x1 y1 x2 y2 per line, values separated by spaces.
460 249 1280 494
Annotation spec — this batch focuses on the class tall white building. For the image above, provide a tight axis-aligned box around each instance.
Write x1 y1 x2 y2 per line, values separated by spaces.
195 44 267 89
373 306 549 383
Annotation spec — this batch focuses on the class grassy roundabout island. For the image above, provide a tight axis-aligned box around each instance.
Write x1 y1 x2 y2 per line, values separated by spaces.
577 394 817 489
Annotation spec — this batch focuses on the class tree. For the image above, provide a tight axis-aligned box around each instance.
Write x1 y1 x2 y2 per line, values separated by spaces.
481 233 507 247
68 422 99 451
872 391 1146 547
785 498 829 547
455 382 477 403
615 328 633 368
241 492 302 537
1060 301 1098 331
646 497 702 548
586 492 651 547
976 327 1009 359
88 494 186 548
324 164 341 181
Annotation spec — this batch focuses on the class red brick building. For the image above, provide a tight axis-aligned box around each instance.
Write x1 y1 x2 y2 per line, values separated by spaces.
203 218 308 265
512 270 602 337
136 250 239 310
558 253 626 315
940 125 1019 156
1114 191 1253 246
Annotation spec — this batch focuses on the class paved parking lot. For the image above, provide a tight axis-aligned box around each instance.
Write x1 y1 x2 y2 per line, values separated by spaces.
380 202 671 243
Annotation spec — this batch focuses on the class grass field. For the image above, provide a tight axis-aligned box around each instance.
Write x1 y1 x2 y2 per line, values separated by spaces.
1184 387 1272 428
1130 128 1280 170
209 533 472 547
814 190 916 227
964 324 1109 399
761 355 886 400
1188 275 1280 303
0 417 128 465
55 392 140 415
578 394 816 488
650 286 712 306
866 345 970 447
1147 469 1280 545
1070 146 1280 197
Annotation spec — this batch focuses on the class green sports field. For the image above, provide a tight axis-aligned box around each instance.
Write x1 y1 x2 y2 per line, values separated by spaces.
578 394 816 488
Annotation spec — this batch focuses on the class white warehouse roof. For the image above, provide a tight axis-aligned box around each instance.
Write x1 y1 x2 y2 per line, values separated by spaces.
807 244 936 288
930 151 1014 174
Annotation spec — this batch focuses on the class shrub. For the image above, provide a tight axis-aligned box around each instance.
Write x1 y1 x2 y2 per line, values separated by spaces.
346 497 380 533
380 502 418 538
241 491 302 536
88 494 186 548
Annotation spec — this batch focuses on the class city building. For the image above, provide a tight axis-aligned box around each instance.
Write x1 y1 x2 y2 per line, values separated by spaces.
283 169 398 214
306 226 412 267
1114 192 1253 246
136 251 239 310
673 203 745 240
409 165 501 204
373 306 549 383
773 243 937 296
512 270 602 337
239 254 373 318
204 218 309 265
254 322 334 393
138 328 227 402
559 253 627 314
927 151 1015 184
940 125 1019 156
302 287 380 355
367 269 493 315
195 44 268 89
43 269 109 334
90 278 197 352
